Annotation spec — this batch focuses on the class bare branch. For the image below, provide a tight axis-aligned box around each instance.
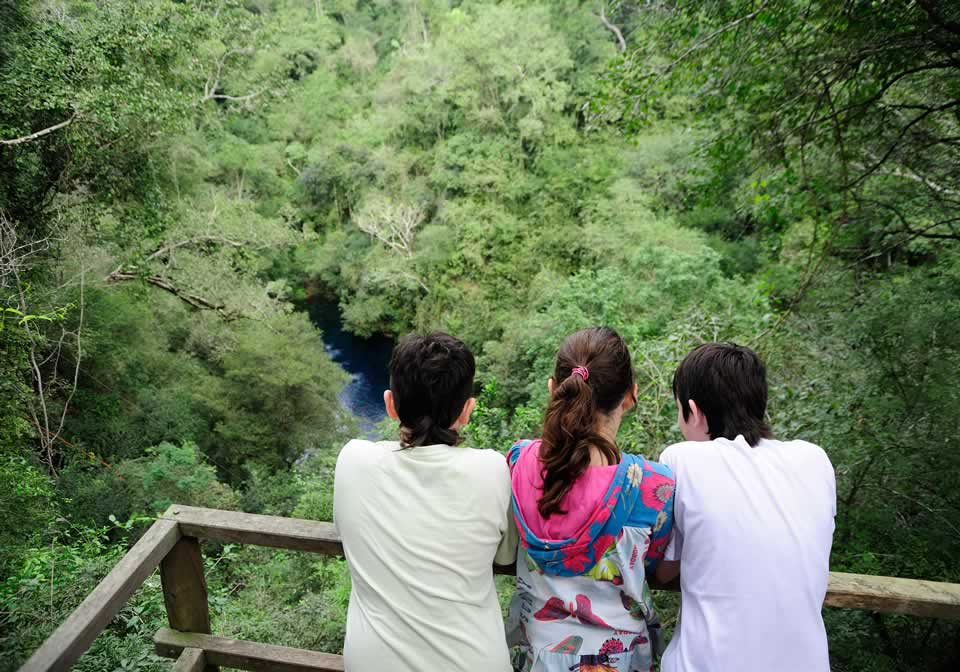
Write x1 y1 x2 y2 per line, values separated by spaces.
146 234 245 262
0 113 76 146
1 211 52 290
873 165 958 197
105 269 238 319
599 4 627 53
47 267 83 458
355 197 425 258
200 48 259 104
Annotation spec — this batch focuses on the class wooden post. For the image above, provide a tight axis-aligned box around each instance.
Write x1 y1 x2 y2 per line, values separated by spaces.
161 536 217 671
173 648 207 672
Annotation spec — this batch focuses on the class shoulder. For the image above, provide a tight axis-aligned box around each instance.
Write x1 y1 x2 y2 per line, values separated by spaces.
459 446 510 472
455 446 512 496
621 451 675 481
507 438 537 467
772 438 834 471
621 454 675 528
642 455 675 481
658 440 710 470
336 439 394 469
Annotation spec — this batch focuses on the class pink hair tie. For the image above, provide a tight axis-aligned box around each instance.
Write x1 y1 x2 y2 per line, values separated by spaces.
571 366 590 381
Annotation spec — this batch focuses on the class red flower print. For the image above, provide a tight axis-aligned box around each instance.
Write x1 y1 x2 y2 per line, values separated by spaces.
534 597 571 622
648 535 668 559
599 638 625 655
592 534 615 563
595 505 611 527
562 548 591 572
628 634 649 651
640 470 674 510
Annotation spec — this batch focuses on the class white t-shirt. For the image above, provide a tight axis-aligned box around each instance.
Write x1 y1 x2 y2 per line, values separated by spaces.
333 439 517 672
659 436 836 672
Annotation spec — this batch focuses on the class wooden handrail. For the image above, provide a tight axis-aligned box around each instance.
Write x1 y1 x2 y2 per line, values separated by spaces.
18 505 960 671
164 504 341 554
162 505 960 620
19 518 181 672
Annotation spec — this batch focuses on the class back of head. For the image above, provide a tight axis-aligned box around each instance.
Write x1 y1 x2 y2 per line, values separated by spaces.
539 327 635 518
389 331 476 448
672 342 771 447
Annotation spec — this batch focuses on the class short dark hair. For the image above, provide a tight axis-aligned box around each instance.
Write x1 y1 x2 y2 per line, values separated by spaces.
672 342 771 447
389 332 476 448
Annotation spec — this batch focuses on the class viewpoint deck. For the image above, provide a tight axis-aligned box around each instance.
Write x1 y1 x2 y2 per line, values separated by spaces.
18 504 960 672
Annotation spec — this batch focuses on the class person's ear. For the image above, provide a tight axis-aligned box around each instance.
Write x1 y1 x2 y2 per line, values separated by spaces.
688 399 710 436
547 377 556 395
621 383 639 412
454 397 476 429
384 390 400 421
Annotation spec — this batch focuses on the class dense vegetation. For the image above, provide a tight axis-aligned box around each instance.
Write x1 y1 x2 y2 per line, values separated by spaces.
2 1 958 670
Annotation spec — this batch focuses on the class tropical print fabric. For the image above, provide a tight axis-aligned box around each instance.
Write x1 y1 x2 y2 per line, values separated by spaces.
507 440 675 672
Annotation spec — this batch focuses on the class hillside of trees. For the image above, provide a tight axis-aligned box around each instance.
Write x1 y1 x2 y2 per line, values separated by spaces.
2 1 958 670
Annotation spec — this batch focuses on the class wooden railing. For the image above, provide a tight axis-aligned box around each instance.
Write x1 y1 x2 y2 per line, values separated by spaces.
19 504 960 671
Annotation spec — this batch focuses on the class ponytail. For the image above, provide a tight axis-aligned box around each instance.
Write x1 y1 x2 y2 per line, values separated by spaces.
400 416 460 448
536 327 634 518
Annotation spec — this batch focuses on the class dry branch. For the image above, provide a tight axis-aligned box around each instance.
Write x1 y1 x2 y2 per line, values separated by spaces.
105 269 235 318
201 48 259 104
0 113 76 146
599 4 627 53
355 198 424 258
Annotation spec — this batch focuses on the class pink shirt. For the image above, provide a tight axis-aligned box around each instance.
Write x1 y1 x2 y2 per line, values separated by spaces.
512 441 618 541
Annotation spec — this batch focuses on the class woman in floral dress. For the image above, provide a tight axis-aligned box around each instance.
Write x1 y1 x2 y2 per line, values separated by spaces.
506 327 675 672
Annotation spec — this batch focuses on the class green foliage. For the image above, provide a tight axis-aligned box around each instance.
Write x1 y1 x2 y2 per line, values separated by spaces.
116 441 240 515
3 0 959 668
0 519 167 672
0 456 56 577
0 327 32 457
198 312 349 476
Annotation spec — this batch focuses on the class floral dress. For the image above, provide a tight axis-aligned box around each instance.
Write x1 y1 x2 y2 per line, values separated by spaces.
506 440 675 672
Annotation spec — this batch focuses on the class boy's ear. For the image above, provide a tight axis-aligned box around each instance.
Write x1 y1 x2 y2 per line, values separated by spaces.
688 399 710 435
384 390 400 421
455 397 476 429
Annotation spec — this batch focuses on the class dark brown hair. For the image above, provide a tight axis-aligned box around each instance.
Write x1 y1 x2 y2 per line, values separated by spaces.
389 332 475 448
672 342 771 447
538 327 635 518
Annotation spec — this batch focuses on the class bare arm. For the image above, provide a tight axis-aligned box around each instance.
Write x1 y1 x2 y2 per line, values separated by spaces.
656 559 681 584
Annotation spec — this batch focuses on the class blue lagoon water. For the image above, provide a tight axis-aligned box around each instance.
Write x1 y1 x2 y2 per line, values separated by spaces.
307 299 394 434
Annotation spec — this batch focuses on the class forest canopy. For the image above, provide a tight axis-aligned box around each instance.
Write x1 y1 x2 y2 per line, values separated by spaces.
1 1 958 670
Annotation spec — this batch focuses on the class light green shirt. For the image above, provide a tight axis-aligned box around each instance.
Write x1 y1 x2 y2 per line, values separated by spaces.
334 439 517 672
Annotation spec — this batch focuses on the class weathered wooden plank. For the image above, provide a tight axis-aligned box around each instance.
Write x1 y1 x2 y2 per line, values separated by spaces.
161 536 217 671
163 505 341 554
173 648 207 672
19 518 181 672
825 571 960 620
162 505 960 619
154 628 345 672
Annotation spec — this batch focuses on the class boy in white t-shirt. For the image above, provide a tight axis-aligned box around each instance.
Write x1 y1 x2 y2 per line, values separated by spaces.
656 342 836 672
333 332 517 672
